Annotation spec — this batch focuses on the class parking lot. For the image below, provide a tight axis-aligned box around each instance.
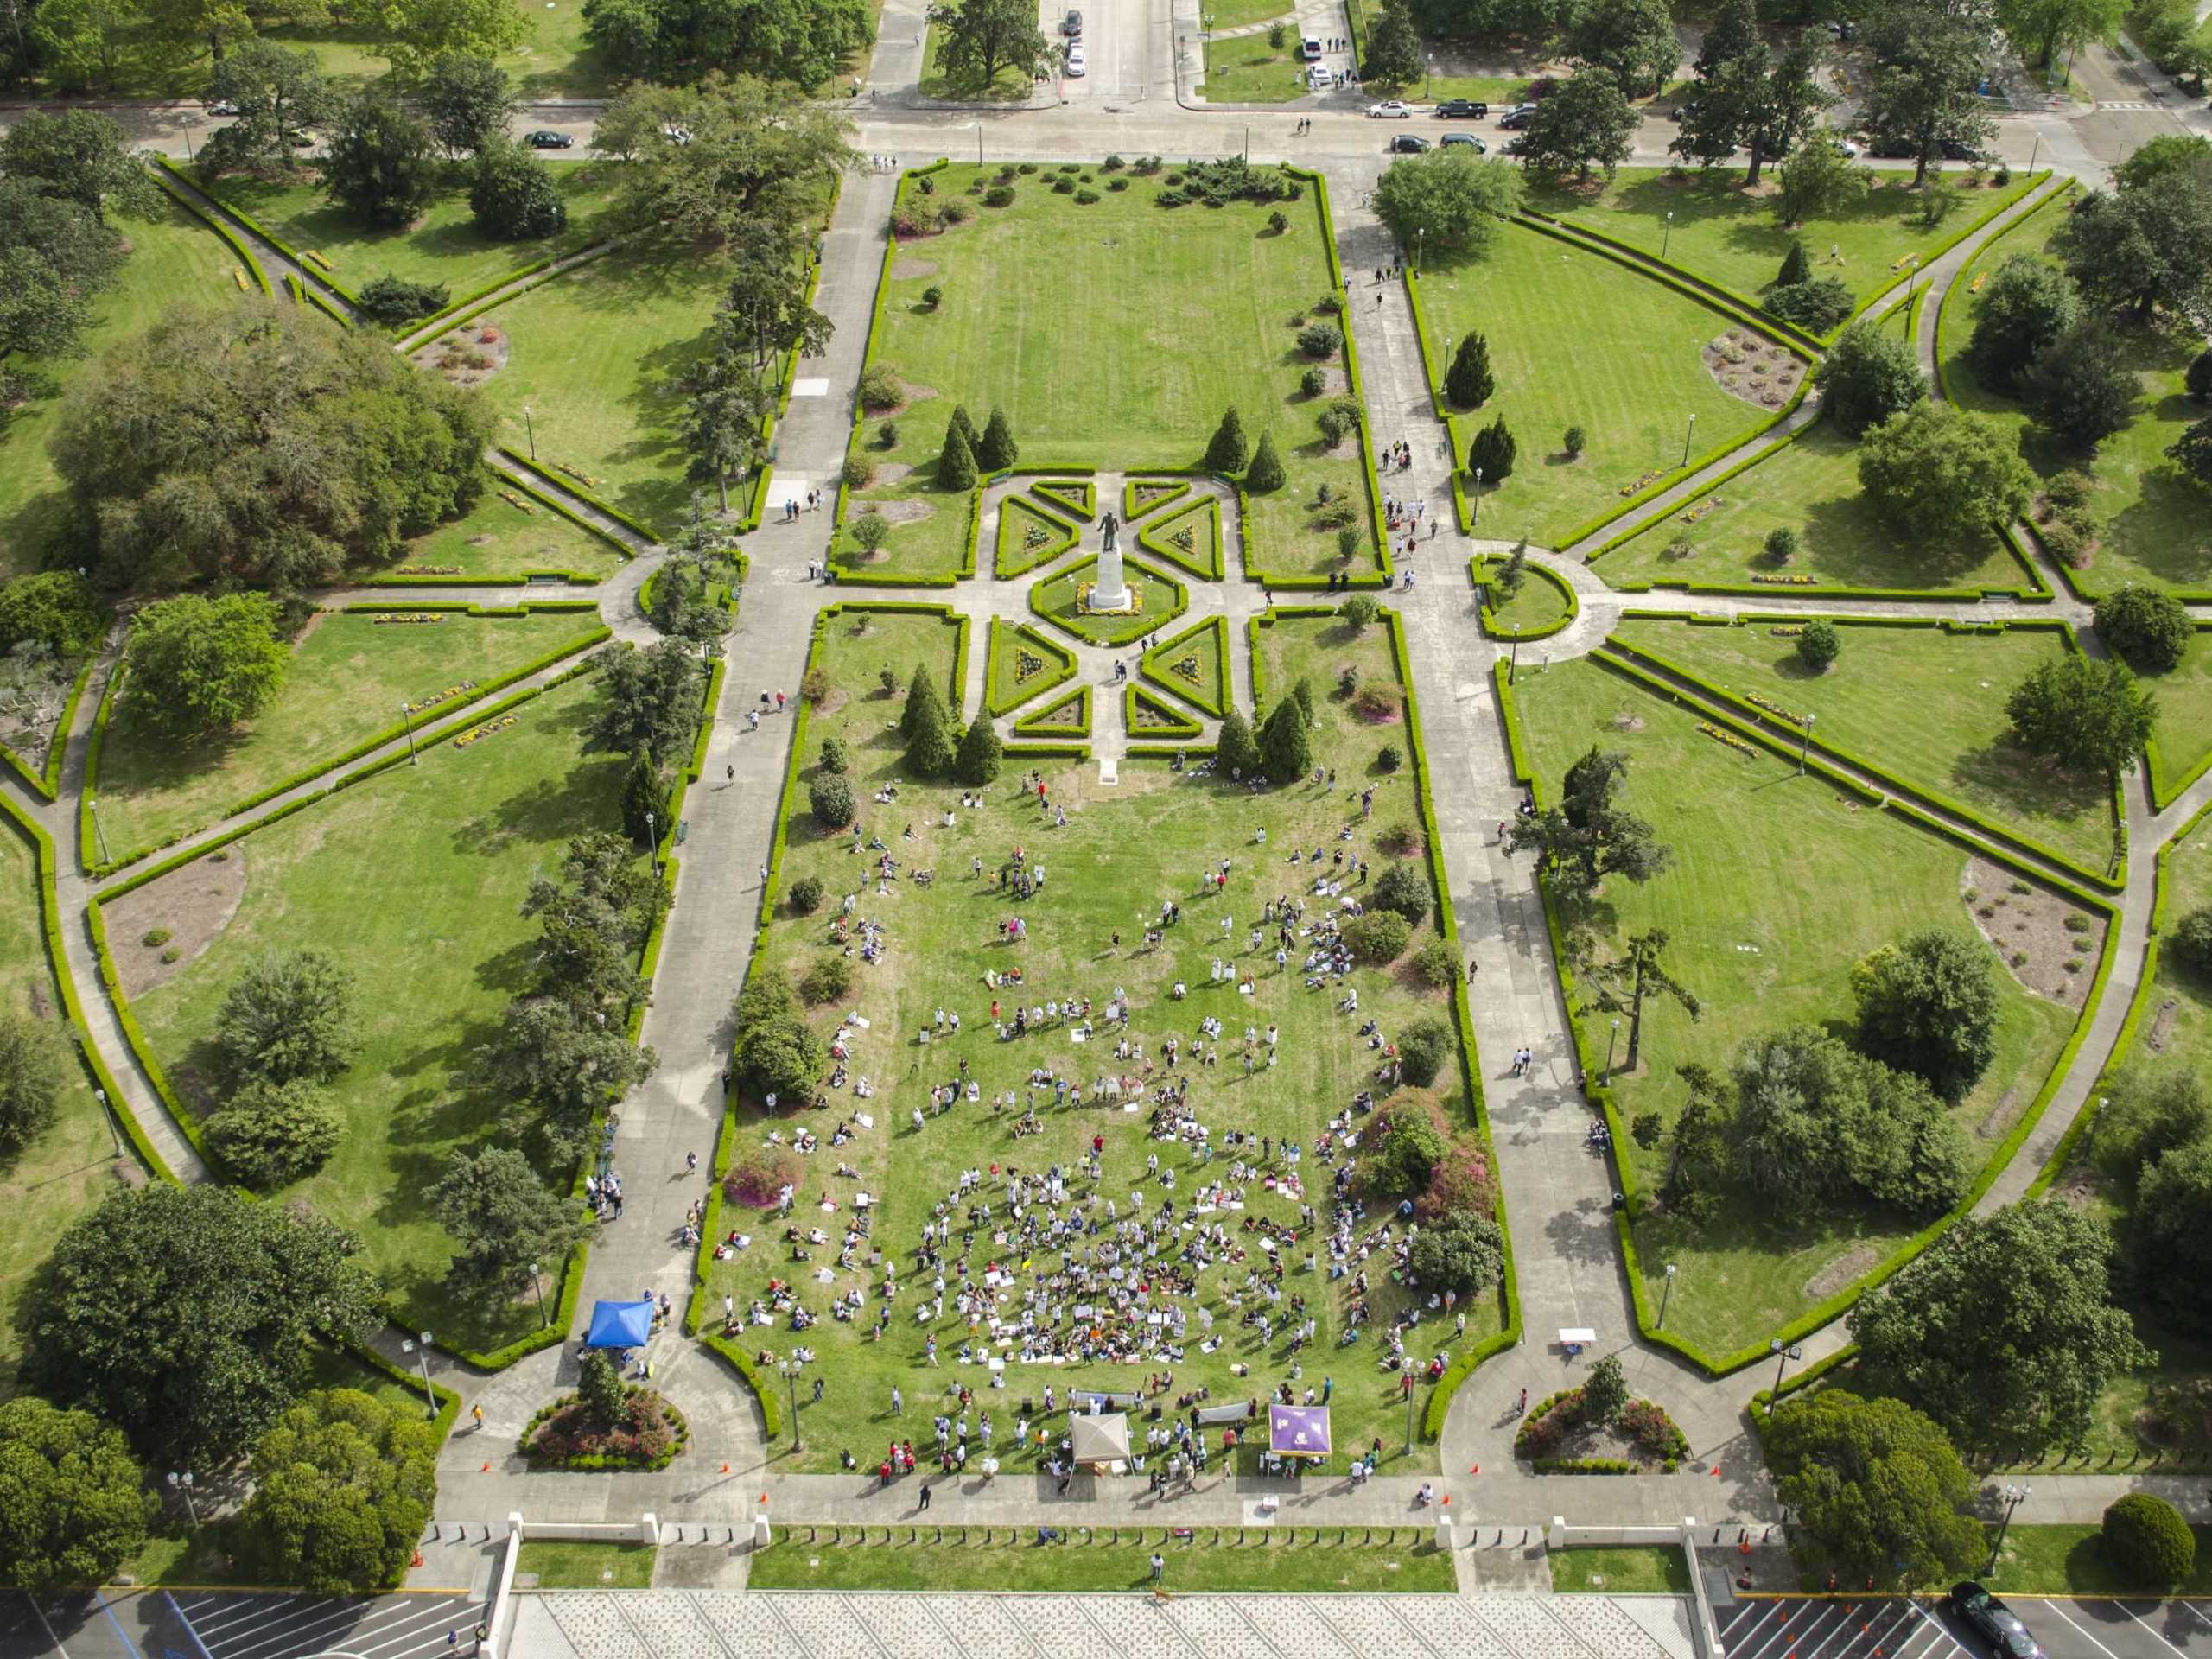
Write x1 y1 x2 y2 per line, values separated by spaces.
1721 1595 2212 1659
0 1588 489 1659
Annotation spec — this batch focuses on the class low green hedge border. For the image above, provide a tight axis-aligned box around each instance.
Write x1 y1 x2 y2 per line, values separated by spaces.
495 448 660 544
702 1332 785 1440
1002 743 1091 761
1471 556 1579 642
1135 494 1225 582
1598 626 2123 891
1124 683 1202 739
984 619 1077 717
1012 684 1092 739
2143 629 2212 812
994 493 1084 580
1123 478 1192 520
1027 553 1187 652
1497 648 2116 1377
148 157 271 296
1140 614 1230 718
1030 479 1096 518
487 464 639 559
393 244 620 353
85 621 609 880
171 159 360 302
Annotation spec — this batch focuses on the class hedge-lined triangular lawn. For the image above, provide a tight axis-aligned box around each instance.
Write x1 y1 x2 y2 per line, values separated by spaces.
1137 496 1223 580
1126 683 1202 739
986 618 1077 716
1123 478 1192 520
1013 685 1092 738
1031 480 1096 519
995 495 1084 578
1141 616 1229 717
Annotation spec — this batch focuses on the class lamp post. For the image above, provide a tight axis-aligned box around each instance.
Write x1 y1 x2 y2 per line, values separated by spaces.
168 1471 199 1528
1402 1357 1415 1453
529 1261 549 1328
973 122 982 165
1472 466 1483 524
400 702 418 766
779 1356 803 1451
1798 710 1815 774
1765 1338 1802 1412
646 810 658 874
94 1088 118 1159
1662 211 1673 260
1416 225 1424 271
1658 1262 1677 1330
1425 54 1434 99
1605 1015 1621 1075
1681 411 1697 467
402 1333 437 1417
523 404 537 462
2027 130 2041 175
1509 622 1522 685
1988 1482 2031 1572
87 797 110 868
1897 259 1919 332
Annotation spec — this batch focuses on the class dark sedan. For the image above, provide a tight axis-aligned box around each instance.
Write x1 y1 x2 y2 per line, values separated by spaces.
1948 1584 2044 1659
526 130 575 148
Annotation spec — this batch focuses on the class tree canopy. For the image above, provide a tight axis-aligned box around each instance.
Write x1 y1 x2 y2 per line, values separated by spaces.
0 1395 153 1594
1857 401 2033 547
1370 146 1522 257
1967 253 2082 391
1516 65 1639 181
320 93 442 227
214 947 360 1087
926 0 1050 90
1766 1389 1983 1585
596 73 854 248
2005 652 2157 780
237 1389 438 1593
1509 746 1672 906
583 0 870 85
124 593 289 741
435 1144 588 1307
1851 929 1999 1102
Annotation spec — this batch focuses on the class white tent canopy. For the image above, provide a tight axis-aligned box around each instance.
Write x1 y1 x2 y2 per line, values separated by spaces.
1070 1412 1131 1465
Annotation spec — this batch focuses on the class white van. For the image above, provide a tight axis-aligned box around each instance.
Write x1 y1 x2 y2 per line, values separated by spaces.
1300 35 1323 59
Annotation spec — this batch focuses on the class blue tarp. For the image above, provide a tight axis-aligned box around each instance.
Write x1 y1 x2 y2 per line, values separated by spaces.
583 1299 653 1351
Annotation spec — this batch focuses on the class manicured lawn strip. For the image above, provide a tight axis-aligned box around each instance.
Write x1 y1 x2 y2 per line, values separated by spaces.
1935 181 2210 599
0 194 240 578
476 238 727 535
1204 31 1310 99
1507 656 2083 1357
1410 221 1782 547
1605 616 2120 882
1141 616 1230 716
93 607 607 861
703 607 1496 1471
1550 1545 1693 1595
1013 686 1093 738
2140 628 2212 810
259 1 612 99
199 162 619 302
845 163 1377 584
1472 556 1576 640
1527 167 2042 331
1137 496 1225 580
1590 417 2036 596
985 619 1077 716
1983 1525 2212 1595
126 675 627 1356
1029 557 1186 648
0 820 126 1393
516 1541 658 1588
995 495 1084 578
749 1533 1456 1592
374 480 626 583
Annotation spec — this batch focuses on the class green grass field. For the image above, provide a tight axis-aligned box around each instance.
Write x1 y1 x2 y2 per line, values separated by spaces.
1550 1545 1692 1594
1510 657 2084 1354
749 1532 1455 1591
202 162 620 299
128 674 628 1354
1528 166 2042 327
1413 223 1781 545
391 481 628 582
2143 628 2212 808
95 606 607 858
516 1541 658 1588
0 824 127 1395
476 240 726 534
1591 419 2035 594
1204 33 1312 100
1983 1524 2212 1595
1607 617 2118 879
0 194 241 578
709 605 1494 1472
841 165 1373 582
1472 557 1573 638
1937 188 2212 598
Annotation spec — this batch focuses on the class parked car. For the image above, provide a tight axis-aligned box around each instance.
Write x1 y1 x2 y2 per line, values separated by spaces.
1300 35 1323 59
1062 8 1080 34
1434 98 1487 117
526 130 573 148
1065 42 1086 74
1940 138 1989 161
1442 133 1487 150
1389 133 1430 151
663 124 692 145
1306 64 1333 89
206 99 239 115
1948 1585 2044 1659
1497 102 1538 127
1367 99 1413 118
1835 137 1862 156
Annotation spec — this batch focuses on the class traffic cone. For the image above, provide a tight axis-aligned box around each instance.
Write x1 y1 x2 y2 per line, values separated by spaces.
1470 1464 1479 1474
480 1461 491 1472
721 1462 730 1474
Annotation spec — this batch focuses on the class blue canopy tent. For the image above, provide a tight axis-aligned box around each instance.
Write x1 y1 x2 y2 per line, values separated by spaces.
583 1299 653 1351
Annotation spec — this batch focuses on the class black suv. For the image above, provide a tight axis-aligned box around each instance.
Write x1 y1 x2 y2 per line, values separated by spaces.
1948 1584 2044 1659
1497 103 1538 128
1435 98 1488 118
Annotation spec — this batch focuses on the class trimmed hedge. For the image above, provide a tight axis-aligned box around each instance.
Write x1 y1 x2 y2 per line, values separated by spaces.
489 463 639 558
1124 682 1202 739
495 447 660 544
1122 477 1192 520
1471 556 1579 642
1495 648 2118 1377
1140 614 1230 718
147 157 270 296
1135 494 1224 581
172 159 359 302
1012 684 1092 738
984 619 1076 717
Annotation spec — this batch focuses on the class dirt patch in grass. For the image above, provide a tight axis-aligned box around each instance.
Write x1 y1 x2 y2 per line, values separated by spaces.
1607 713 1646 734
891 257 938 280
290 607 334 649
873 499 938 525
1961 854 2106 1005
874 462 914 486
2147 994 2180 1053
1703 329 1803 410
1803 1240 1878 1300
105 847 248 999
410 322 512 391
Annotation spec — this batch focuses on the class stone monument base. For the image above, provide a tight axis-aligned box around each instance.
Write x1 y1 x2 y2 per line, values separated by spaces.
1079 581 1141 616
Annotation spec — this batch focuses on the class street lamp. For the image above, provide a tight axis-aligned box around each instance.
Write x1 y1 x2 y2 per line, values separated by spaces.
1402 1357 1416 1453
1509 622 1522 685
645 810 658 874
1472 466 1484 524
973 122 982 165
1897 258 1920 332
94 1088 118 1159
400 702 418 766
1416 225 1425 272
401 1333 437 1417
529 1261 549 1329
87 797 110 868
1658 1262 1677 1330
779 1356 803 1451
1680 411 1697 468
1425 54 1434 99
168 1471 199 1527
523 404 537 463
1662 211 1673 260
1765 1338 1802 1412
1797 710 1815 773
1605 1016 1621 1074
1988 1482 2031 1572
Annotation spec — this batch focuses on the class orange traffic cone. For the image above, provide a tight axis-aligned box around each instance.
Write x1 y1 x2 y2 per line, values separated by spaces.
721 1462 730 1474
480 1461 491 1473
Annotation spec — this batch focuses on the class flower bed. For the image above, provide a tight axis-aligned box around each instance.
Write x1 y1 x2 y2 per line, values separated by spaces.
1514 1385 1688 1471
522 1386 689 1471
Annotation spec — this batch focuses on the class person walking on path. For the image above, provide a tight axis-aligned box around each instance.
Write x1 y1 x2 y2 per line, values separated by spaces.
470 1403 484 1432
918 1481 932 1510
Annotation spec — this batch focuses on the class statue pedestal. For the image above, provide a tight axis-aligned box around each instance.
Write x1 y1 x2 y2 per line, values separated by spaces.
1089 544 1131 612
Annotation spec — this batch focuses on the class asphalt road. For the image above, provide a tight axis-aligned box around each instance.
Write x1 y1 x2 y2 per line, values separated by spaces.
0 1589 489 1659
1721 1594 2212 1659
